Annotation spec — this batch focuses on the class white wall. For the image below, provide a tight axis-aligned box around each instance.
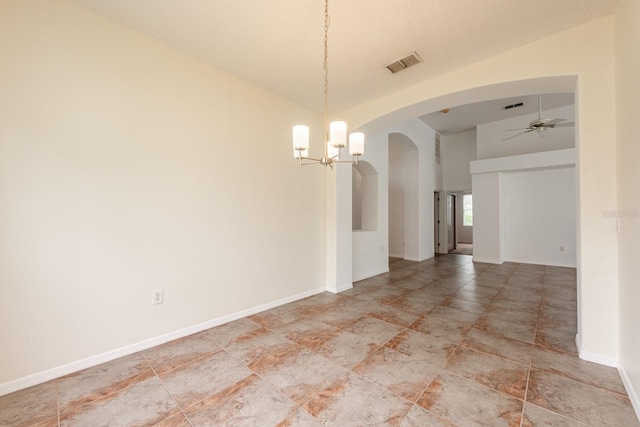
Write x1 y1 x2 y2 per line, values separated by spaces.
352 163 379 232
352 162 384 281
326 159 353 293
417 123 439 261
471 173 503 263
388 133 421 261
442 129 477 191
352 130 389 282
0 0 326 388
388 145 406 258
387 121 438 262
352 119 437 280
477 104 575 160
435 137 444 192
353 162 380 233
503 167 576 267
403 147 421 261
471 149 576 266
615 0 640 417
352 168 363 230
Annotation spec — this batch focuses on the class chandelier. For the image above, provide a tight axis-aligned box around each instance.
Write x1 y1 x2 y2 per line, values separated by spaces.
292 0 364 168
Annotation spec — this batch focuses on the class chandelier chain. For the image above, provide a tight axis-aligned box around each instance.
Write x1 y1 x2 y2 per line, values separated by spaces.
323 0 330 158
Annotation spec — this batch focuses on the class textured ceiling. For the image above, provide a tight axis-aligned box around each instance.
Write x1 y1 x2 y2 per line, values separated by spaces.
71 0 615 117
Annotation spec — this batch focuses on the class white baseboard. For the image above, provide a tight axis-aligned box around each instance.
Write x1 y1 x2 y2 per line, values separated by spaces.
504 257 576 268
352 267 389 283
575 333 618 367
618 363 640 422
471 256 501 264
389 253 403 259
0 286 325 397
576 335 639 421
326 282 353 294
404 256 420 262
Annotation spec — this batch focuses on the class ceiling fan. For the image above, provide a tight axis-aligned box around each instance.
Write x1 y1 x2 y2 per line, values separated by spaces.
503 94 574 141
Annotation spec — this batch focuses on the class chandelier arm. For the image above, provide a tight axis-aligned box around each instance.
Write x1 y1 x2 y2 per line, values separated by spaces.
300 156 325 163
298 159 324 167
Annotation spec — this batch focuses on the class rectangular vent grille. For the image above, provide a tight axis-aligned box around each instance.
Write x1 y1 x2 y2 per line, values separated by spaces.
503 102 524 110
435 134 441 165
386 52 422 74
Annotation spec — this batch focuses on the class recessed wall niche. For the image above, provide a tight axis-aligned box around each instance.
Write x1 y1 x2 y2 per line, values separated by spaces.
352 161 379 231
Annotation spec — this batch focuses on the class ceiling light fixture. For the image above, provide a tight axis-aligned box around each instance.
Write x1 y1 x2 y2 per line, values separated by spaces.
292 0 364 168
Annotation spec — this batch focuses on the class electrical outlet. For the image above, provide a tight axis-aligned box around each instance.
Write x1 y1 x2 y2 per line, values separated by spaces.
152 289 163 305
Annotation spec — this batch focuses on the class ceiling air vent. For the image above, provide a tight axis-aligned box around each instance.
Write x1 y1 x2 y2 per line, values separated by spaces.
385 52 422 74
503 102 524 110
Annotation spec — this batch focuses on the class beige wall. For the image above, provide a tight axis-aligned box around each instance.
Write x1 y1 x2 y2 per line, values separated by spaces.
341 17 618 361
615 0 640 412
0 0 325 385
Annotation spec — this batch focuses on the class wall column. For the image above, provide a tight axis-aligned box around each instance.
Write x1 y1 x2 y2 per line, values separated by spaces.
471 172 504 264
326 163 353 293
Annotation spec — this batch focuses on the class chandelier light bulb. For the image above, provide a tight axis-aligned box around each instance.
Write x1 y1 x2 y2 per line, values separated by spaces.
329 121 347 148
292 125 310 155
349 132 365 156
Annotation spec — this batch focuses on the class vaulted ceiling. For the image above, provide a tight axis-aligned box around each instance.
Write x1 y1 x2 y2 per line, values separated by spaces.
72 0 615 127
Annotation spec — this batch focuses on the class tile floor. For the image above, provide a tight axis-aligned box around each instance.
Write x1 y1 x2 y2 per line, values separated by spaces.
2 255 639 426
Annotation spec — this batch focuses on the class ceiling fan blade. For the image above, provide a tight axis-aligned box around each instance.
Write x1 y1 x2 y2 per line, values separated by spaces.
503 131 528 141
553 122 575 128
504 128 528 131
544 118 565 126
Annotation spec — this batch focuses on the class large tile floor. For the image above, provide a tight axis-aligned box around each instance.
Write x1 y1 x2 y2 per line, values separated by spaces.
2 255 639 426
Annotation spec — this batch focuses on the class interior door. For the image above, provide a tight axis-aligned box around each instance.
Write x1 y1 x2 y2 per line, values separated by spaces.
447 193 456 251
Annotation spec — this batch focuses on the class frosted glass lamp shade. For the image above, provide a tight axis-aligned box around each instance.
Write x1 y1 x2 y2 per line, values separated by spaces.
293 125 310 154
349 132 365 156
329 121 347 148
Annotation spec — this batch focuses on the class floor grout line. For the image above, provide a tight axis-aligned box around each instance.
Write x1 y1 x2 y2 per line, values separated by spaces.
7 257 635 426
